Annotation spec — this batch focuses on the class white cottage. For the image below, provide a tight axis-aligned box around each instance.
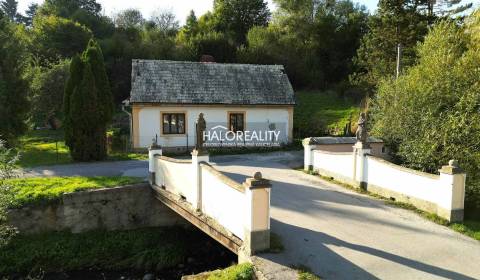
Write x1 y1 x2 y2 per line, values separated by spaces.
129 60 295 152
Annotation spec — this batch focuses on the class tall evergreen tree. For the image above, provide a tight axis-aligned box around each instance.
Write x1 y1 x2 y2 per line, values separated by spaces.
0 0 18 21
63 55 83 149
0 17 29 145
351 0 429 94
64 39 112 161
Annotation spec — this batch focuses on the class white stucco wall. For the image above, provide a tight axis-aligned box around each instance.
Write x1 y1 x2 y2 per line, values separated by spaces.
365 156 441 204
308 145 466 221
201 166 245 239
135 105 292 148
152 154 268 240
313 150 354 179
155 158 195 204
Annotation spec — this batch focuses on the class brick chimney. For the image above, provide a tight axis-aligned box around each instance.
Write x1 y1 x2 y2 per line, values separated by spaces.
200 55 215 63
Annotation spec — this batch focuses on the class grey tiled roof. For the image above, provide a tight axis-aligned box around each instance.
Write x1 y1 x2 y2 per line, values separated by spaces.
130 60 295 105
309 137 384 145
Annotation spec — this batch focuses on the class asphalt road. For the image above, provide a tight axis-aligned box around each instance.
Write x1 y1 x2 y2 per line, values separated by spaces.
21 152 480 279
211 152 480 280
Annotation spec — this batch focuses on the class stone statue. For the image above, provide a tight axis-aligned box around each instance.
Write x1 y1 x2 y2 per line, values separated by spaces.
196 113 207 151
355 112 368 144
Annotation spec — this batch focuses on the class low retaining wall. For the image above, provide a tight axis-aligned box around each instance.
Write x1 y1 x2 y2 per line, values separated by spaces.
7 183 184 234
304 138 466 222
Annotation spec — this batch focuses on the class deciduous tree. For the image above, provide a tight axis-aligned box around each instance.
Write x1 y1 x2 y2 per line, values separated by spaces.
371 13 480 218
0 17 29 145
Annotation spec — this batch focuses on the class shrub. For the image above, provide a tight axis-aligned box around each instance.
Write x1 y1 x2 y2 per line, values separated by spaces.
371 13 480 218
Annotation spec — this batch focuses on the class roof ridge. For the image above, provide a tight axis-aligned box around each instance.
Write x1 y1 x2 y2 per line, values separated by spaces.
132 59 285 69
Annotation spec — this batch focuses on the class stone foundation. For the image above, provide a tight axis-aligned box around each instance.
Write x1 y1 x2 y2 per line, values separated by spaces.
7 183 184 234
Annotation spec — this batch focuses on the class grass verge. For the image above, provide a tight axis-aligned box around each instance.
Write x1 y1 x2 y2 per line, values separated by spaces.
205 263 254 280
2 176 144 208
0 227 206 275
302 169 480 241
295 265 322 280
294 91 360 137
17 130 147 168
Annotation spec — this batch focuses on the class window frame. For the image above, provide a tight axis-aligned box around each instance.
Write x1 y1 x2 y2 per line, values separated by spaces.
161 112 187 135
228 111 246 133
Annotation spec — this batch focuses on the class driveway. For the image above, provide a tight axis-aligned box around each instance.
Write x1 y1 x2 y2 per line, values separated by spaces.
21 160 148 178
211 152 480 280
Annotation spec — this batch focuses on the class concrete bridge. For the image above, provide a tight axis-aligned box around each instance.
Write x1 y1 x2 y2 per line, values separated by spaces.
148 147 272 261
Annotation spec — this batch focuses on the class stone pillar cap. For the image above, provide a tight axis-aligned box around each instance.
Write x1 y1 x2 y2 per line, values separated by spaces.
302 138 314 146
439 159 465 175
191 149 209 156
244 172 271 189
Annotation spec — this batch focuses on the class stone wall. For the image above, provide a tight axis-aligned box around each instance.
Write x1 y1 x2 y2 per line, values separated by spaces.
7 183 184 234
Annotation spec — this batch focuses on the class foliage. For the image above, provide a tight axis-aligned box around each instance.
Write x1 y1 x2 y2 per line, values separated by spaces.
114 8 145 29
2 176 143 209
240 0 369 89
0 227 191 275
0 139 19 181
26 59 70 127
30 15 93 64
0 16 30 145
37 0 113 38
294 91 360 138
450 220 480 241
0 0 19 22
212 0 270 45
207 263 254 280
0 138 19 247
19 3 37 26
64 40 113 161
371 12 480 218
351 0 429 95
297 269 322 280
149 9 180 35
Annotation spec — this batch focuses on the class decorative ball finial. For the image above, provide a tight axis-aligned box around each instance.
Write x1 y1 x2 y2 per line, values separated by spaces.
253 172 263 180
449 159 459 167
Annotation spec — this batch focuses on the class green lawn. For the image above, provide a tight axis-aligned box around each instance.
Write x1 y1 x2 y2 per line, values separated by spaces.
294 91 360 137
3 176 144 208
0 227 192 275
17 130 147 168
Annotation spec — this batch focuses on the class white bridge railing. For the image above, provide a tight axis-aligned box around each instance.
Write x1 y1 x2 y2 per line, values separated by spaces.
303 138 466 222
148 147 271 256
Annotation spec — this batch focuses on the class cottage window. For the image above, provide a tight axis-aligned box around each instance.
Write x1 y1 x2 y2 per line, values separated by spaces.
229 113 245 132
162 113 186 134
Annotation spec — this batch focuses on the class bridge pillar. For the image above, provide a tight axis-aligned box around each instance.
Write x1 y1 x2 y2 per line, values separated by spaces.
240 172 271 262
191 149 210 211
353 142 371 189
302 138 314 171
148 144 162 185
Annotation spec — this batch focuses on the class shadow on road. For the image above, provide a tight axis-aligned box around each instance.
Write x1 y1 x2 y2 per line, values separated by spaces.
261 219 476 280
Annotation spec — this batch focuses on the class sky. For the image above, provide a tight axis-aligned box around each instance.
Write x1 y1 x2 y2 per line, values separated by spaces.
16 0 480 24
17 0 379 23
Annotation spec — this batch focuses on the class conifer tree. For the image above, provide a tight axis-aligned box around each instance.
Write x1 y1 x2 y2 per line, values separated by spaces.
63 55 83 149
64 39 112 161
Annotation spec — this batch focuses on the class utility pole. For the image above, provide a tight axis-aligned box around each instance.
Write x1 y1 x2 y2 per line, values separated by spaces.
396 43 403 79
